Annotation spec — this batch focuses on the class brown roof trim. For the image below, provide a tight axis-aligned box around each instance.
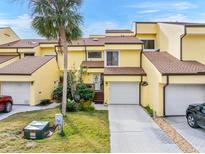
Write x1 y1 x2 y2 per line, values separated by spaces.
185 24 205 27
104 74 146 76
104 42 143 45
162 73 205 76
106 30 133 33
135 22 157 24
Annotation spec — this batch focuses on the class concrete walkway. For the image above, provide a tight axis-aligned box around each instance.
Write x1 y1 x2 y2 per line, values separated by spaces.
108 105 182 153
0 103 59 121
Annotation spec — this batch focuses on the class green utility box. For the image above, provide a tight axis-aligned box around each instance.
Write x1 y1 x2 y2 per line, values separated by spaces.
23 121 50 140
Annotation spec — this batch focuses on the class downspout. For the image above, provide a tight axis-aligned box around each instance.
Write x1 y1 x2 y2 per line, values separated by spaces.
83 39 87 61
54 45 59 63
16 48 21 59
180 26 187 61
140 44 143 68
163 75 169 117
139 75 143 106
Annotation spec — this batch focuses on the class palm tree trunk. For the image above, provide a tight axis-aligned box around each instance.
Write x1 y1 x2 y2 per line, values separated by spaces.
60 25 68 116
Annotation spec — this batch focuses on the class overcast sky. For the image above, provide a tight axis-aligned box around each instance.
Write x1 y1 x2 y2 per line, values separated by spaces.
0 0 204 38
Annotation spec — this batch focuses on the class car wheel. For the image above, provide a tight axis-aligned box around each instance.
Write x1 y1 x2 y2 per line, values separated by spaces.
4 102 12 113
187 113 198 128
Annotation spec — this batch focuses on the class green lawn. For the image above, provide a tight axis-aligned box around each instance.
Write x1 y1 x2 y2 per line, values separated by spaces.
0 108 110 153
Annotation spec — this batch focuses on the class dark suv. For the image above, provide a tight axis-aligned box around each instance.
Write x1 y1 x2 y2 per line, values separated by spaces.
186 103 205 129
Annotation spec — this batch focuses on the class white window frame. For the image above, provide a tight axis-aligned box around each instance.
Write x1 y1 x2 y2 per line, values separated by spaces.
104 50 120 67
87 51 102 59
142 39 157 52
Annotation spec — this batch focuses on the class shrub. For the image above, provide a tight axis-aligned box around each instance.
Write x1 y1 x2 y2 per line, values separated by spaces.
53 85 63 102
66 99 77 112
76 83 95 102
144 105 153 117
78 102 95 112
39 99 51 106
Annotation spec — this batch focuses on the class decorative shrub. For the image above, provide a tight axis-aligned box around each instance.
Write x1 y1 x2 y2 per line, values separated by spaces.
76 83 95 102
78 102 95 112
66 99 77 112
53 85 63 102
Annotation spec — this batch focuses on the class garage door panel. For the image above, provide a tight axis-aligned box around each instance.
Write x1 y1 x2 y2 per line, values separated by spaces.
1 82 30 105
166 84 205 116
109 82 139 104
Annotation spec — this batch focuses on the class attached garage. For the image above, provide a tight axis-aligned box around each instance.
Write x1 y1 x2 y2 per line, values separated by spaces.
165 84 205 116
109 82 139 104
1 82 31 105
0 56 59 106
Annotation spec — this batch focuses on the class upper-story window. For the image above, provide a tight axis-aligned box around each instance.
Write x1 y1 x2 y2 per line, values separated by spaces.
142 40 155 50
106 51 119 66
88 51 102 59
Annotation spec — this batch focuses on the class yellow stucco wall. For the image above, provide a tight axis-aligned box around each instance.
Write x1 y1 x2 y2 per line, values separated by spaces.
0 28 19 45
104 76 141 104
120 50 141 67
31 58 60 105
83 68 104 84
106 32 134 36
136 23 157 34
142 54 165 116
157 23 184 59
183 35 205 64
186 27 205 35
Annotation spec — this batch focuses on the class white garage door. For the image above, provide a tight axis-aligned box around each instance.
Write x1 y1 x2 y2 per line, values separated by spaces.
165 84 205 116
109 82 139 104
1 82 31 105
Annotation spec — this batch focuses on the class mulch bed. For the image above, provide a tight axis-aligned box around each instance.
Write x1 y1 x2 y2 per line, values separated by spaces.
154 118 198 153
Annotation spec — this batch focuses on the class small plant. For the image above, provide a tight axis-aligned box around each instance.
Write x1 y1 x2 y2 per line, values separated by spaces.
39 99 51 106
66 99 77 112
76 83 95 101
53 85 63 102
144 105 153 116
78 101 95 112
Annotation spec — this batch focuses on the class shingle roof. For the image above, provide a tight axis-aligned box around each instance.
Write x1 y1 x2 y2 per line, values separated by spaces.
106 29 133 33
105 36 142 44
104 67 146 75
0 56 55 75
0 55 17 64
144 52 205 75
81 61 104 68
72 36 142 46
0 36 142 48
0 39 57 48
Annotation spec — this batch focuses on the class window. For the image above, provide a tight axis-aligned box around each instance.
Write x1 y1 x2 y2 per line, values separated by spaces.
24 53 35 56
142 40 155 50
88 51 102 59
106 51 119 66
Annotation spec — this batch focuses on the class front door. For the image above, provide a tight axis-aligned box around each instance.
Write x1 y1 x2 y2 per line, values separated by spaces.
93 74 101 91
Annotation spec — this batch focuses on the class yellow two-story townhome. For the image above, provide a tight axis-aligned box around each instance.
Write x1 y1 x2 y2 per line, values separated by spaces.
0 22 205 117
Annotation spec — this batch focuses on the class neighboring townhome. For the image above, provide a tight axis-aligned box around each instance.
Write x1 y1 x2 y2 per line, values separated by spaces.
134 22 205 116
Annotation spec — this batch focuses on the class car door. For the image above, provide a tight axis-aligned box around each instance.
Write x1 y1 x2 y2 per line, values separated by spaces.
197 104 205 129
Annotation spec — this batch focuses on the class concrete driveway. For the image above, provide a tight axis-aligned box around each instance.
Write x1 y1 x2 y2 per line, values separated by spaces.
108 105 182 153
166 116 205 153
0 103 59 121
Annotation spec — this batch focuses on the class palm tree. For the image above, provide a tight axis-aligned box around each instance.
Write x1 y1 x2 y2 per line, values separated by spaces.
31 0 83 116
